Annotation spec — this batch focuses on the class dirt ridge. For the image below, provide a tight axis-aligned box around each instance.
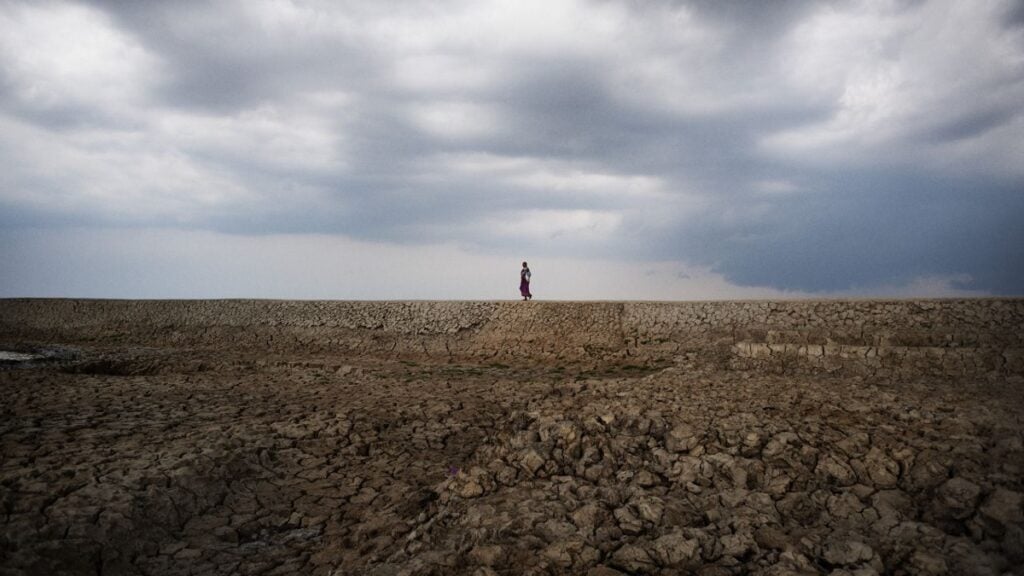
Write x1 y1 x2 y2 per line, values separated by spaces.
2 298 1022 379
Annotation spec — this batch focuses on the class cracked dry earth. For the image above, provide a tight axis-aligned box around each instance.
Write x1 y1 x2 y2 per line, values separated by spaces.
1 350 1023 576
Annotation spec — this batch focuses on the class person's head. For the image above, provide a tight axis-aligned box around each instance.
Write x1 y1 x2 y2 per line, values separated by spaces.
522 261 528 268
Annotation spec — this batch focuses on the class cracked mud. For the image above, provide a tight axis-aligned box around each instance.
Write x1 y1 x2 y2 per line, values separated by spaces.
1 299 1022 575
3 352 1022 576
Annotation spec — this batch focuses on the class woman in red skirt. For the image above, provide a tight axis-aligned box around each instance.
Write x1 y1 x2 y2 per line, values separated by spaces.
520 261 532 301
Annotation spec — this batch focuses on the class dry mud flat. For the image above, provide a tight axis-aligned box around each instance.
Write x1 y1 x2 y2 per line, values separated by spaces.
0 299 1023 575
2 351 1023 576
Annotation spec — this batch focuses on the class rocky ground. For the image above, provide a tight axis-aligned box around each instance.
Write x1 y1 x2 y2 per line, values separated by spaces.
1 345 1022 576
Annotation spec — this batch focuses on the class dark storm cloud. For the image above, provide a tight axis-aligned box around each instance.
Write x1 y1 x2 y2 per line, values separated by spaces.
1 0 1022 296
665 174 1024 294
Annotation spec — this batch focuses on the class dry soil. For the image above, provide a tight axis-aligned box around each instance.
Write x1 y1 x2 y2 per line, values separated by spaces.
1 300 1022 575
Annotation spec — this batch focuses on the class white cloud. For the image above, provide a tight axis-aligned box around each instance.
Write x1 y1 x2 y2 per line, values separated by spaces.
155 100 348 174
481 208 622 242
0 114 249 220
0 2 352 224
0 62 347 223
603 5 752 115
510 169 664 198
0 2 159 114
763 0 1024 176
390 53 498 95
408 100 505 140
416 152 704 248
378 0 629 97
375 0 627 58
435 152 672 200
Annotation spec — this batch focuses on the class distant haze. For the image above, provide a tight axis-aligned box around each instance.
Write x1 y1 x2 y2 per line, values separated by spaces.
1 1 1022 300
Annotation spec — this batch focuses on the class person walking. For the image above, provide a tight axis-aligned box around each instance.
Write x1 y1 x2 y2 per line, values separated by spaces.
520 261 532 301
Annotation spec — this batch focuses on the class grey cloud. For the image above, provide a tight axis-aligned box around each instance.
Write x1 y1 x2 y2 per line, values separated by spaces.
1002 0 1024 28
82 0 378 112
663 174 1024 294
921 107 1020 144
1 0 1023 297
683 0 826 38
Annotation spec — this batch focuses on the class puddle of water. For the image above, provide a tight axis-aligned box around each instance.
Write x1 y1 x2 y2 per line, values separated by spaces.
0 351 45 362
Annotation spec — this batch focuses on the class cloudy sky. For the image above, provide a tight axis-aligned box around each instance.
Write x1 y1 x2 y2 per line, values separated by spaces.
1 0 1022 300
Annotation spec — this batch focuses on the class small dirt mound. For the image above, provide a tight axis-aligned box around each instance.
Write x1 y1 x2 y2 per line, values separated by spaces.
67 358 164 376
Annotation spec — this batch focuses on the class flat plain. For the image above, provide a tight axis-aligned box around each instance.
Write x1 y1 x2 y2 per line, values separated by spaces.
1 299 1022 575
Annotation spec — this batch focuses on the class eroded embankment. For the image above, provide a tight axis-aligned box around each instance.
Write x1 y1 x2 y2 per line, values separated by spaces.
1 298 1022 379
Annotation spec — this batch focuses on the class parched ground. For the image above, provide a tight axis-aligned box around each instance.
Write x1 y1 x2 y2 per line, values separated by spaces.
1 346 1022 576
